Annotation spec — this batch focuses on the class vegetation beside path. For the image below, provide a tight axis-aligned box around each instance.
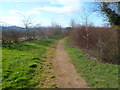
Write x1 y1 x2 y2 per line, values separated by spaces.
2 36 63 88
65 38 119 88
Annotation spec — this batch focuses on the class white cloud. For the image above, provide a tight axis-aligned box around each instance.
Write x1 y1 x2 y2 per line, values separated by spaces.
26 8 41 15
9 0 82 16
0 0 51 2
9 9 40 16
1 9 40 26
1 0 83 26
34 0 82 14
9 10 24 15
0 16 22 26
0 0 93 2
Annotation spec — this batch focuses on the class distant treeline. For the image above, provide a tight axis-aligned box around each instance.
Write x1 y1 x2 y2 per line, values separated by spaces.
2 25 66 45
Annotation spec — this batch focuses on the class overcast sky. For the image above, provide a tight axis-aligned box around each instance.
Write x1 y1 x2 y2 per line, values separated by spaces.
0 0 106 27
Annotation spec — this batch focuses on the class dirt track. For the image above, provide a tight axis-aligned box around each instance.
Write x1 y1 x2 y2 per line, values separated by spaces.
51 38 89 88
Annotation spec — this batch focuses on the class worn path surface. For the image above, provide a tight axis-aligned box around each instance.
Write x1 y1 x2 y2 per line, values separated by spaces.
51 38 89 88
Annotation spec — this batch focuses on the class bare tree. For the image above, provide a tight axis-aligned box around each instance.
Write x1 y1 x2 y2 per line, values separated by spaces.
22 15 33 39
80 8 93 49
16 12 34 39
51 22 62 36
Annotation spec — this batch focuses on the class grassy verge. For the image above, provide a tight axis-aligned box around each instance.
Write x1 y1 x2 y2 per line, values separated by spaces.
65 38 119 88
2 36 63 89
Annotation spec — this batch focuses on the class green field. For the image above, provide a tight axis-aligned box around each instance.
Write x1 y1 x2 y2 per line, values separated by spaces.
2 36 62 88
65 39 119 88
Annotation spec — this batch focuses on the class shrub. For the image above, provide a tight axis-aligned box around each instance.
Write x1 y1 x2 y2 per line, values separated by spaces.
69 26 118 64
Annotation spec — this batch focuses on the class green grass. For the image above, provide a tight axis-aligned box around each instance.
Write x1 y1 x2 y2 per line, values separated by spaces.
65 38 119 88
2 36 63 89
